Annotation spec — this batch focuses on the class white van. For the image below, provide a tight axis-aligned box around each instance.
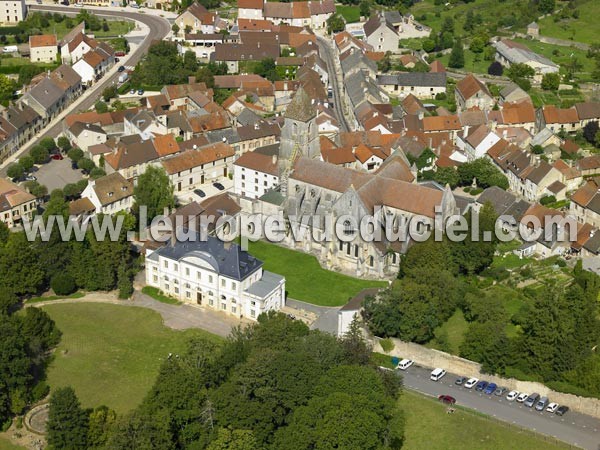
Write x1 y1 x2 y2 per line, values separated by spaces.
396 359 414 370
430 368 446 381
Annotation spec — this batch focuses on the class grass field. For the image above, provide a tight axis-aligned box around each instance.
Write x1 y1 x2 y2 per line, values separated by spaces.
428 309 468 354
141 286 181 305
536 0 599 44
43 303 221 413
26 292 84 304
399 391 570 450
438 49 492 74
0 437 25 450
246 240 387 306
336 5 361 23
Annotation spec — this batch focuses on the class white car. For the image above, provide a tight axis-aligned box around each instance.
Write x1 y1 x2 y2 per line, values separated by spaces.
506 390 519 401
516 392 529 403
396 359 414 370
546 402 559 413
464 378 479 389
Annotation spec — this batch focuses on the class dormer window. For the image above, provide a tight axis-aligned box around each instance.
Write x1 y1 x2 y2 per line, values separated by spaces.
108 192 113 197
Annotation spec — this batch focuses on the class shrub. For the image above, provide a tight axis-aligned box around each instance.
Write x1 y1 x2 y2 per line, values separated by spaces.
380 338 394 353
51 274 76 296
435 92 447 100
540 195 556 205
67 147 84 162
31 381 50 402
487 61 503 76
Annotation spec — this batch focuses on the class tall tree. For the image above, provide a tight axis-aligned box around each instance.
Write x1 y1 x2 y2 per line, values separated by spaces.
448 40 465 69
47 387 89 450
133 166 175 222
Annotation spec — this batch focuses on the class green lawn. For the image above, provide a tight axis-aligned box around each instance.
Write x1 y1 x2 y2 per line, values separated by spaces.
43 303 221 413
529 87 585 108
438 49 492 75
0 437 25 450
427 309 468 354
491 253 532 270
400 391 570 450
536 0 599 44
336 5 361 23
27 292 84 304
141 286 181 305
40 19 133 40
246 240 387 306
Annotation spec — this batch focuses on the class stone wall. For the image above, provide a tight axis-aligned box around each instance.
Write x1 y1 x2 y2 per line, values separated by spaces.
372 336 600 418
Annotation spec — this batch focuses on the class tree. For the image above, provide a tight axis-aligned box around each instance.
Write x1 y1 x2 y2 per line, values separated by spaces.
57 136 71 152
448 40 465 69
171 23 180 35
19 155 34 172
20 307 61 355
538 0 555 14
183 50 199 72
0 73 16 103
87 406 117 449
469 37 485 54
541 72 560 91
582 121 599 146
6 163 24 180
47 387 89 450
506 63 535 82
432 166 459 188
487 61 503 76
254 58 279 82
422 38 436 53
77 157 95 173
102 19 109 32
18 65 44 85
30 145 49 164
95 100 108 113
207 428 257 450
102 86 118 102
133 166 175 221
51 274 76 296
327 14 345 34
68 147 84 162
117 264 133 299
359 0 371 18
89 167 106 180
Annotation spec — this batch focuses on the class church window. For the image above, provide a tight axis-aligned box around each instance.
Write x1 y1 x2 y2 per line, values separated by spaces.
369 256 374 267
343 220 353 236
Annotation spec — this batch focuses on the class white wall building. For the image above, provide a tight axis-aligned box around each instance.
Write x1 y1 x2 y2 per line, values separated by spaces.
145 235 286 321
233 147 279 199
80 172 134 215
0 0 26 25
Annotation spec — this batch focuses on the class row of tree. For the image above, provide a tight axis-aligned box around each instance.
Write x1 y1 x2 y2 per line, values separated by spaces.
46 313 405 449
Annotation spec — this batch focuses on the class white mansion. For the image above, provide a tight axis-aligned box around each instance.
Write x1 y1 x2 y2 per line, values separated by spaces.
145 235 285 320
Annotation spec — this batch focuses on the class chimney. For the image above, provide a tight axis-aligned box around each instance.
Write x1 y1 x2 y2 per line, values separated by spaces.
272 154 277 165
189 76 196 84
503 129 508 139
418 111 424 120
463 125 469 136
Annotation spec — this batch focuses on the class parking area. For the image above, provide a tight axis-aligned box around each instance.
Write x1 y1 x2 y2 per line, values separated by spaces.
175 178 233 205
396 363 600 450
34 157 84 191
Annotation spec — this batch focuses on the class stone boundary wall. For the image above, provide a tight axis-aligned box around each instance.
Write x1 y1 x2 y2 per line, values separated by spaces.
372 337 600 418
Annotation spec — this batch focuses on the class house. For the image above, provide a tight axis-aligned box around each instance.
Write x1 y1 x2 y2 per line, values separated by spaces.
531 127 562 149
0 0 26 25
455 74 494 112
145 235 286 321
475 186 530 231
571 179 600 228
458 124 501 161
363 12 400 53
238 0 264 20
0 178 36 228
80 173 134 215
527 22 539 37
536 105 581 134
497 101 536 133
552 159 582 191
574 102 600 128
65 122 107 152
104 137 160 180
72 46 114 86
233 144 279 199
337 288 380 337
577 155 600 177
499 83 531 106
174 2 219 38
212 41 279 73
50 64 83 102
161 142 235 193
60 31 98 64
19 77 66 122
29 34 57 63
493 39 559 83
377 72 446 99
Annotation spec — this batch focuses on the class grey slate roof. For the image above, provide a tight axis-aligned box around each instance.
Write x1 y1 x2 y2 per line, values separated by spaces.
244 270 284 298
25 77 64 111
377 72 447 87
236 108 262 126
285 87 316 122
477 186 517 215
152 234 263 281
205 128 241 145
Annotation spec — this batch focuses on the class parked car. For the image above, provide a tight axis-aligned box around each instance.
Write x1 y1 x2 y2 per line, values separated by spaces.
438 395 456 405
524 393 540 408
118 65 125 72
506 390 519 401
115 51 126 57
516 392 529 403
535 397 549 411
455 377 467 386
546 402 559 413
430 368 446 381
213 182 225 191
396 359 413 370
51 153 63 160
484 383 497 395
71 161 78 170
555 405 569 416
494 387 507 397
464 378 478 389
129 89 135 94
194 189 206 198
24 175 36 181
475 381 489 392
137 89 144 95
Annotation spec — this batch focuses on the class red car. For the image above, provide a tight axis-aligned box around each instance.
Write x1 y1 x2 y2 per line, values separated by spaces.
115 51 126 57
51 153 64 160
438 395 456 405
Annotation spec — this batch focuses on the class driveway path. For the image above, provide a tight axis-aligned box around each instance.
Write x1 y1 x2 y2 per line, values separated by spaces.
28 290 241 337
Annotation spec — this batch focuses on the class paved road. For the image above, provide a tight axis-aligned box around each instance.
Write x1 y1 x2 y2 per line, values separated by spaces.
0 6 170 175
316 36 352 132
400 363 600 450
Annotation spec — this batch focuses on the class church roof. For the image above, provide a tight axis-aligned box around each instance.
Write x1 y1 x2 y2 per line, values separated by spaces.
284 87 316 122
